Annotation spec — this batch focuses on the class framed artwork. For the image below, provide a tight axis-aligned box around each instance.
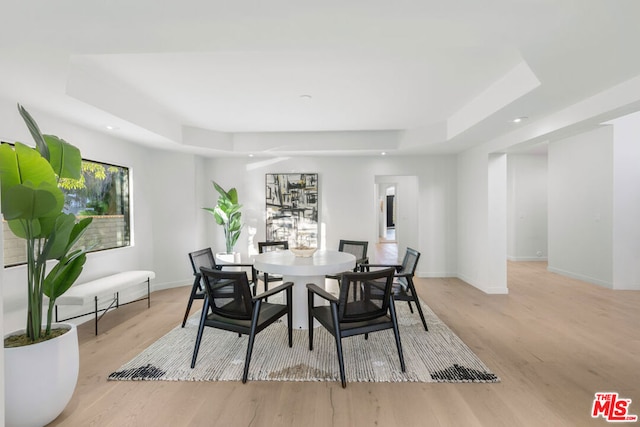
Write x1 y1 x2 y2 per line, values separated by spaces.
265 173 318 247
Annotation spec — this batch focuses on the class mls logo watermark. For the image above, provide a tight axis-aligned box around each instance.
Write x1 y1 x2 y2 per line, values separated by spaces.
592 392 638 422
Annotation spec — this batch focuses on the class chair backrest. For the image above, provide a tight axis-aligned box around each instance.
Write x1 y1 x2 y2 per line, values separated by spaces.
400 247 420 275
188 248 217 277
199 267 254 320
338 239 368 260
337 268 396 323
397 247 420 289
258 241 289 253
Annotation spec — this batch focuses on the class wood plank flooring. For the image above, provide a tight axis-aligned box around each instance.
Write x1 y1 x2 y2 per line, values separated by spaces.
48 257 640 426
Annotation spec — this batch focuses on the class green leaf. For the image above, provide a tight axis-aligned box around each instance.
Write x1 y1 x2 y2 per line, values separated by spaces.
45 134 82 180
2 182 59 220
42 213 77 260
43 253 87 300
212 181 230 200
17 104 49 161
7 218 41 239
1 142 62 219
227 187 238 204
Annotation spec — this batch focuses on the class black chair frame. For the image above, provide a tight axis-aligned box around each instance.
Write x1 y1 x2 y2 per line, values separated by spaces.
191 267 293 383
256 241 289 297
364 247 427 331
182 248 257 327
307 267 405 388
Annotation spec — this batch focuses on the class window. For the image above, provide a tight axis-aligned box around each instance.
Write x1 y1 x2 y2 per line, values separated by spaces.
3 157 131 267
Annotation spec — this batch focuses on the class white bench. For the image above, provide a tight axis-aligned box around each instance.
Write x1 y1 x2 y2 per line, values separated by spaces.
54 270 155 335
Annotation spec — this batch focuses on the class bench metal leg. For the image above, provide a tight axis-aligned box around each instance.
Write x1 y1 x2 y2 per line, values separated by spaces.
95 296 99 335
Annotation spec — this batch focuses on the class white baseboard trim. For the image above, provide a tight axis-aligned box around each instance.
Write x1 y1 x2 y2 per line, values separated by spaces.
546 266 613 289
416 271 457 278
507 256 548 262
456 273 509 295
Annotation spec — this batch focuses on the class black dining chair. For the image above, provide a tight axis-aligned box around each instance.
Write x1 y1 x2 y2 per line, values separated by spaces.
338 239 369 271
326 239 369 284
363 247 427 331
191 267 293 383
307 267 405 388
256 241 289 297
182 248 257 327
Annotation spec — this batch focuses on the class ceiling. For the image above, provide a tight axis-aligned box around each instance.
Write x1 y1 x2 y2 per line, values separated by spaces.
2 1 640 157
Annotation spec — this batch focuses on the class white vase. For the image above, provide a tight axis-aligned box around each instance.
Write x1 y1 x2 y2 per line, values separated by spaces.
4 323 79 427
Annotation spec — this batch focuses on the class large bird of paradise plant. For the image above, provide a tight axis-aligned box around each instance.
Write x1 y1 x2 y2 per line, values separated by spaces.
0 104 93 344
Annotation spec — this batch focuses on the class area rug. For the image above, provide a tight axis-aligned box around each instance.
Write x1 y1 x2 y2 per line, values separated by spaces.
108 298 499 384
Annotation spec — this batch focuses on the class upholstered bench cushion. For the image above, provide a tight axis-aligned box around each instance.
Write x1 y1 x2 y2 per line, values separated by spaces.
56 270 156 305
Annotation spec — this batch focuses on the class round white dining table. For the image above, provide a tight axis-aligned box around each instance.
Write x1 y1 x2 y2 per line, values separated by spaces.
253 249 356 329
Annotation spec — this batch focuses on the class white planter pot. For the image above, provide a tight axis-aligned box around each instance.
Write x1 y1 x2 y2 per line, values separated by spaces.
4 323 79 427
215 251 241 264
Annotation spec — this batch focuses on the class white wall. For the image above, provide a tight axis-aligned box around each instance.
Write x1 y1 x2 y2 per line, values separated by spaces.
507 154 548 261
203 154 457 277
457 148 508 294
611 111 640 290
547 126 614 288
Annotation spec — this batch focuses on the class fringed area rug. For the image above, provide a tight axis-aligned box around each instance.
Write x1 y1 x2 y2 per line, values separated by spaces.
108 299 499 384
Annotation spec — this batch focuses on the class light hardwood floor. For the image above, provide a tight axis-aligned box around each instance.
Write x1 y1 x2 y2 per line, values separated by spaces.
49 256 640 426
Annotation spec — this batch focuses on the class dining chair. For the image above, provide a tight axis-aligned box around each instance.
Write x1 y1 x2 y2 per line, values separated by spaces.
363 247 427 331
338 239 369 271
326 239 369 284
256 241 289 297
182 248 257 328
191 268 293 383
307 267 405 388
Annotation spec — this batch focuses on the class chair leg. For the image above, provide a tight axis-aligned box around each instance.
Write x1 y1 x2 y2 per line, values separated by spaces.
182 277 201 327
407 279 428 331
287 286 293 347
243 300 262 383
263 273 270 302
330 303 347 388
407 301 414 313
389 296 406 372
190 298 209 368
308 289 314 350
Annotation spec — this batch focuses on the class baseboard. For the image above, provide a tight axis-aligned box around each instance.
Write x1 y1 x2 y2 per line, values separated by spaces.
507 256 548 262
416 271 457 278
546 266 613 289
456 273 509 295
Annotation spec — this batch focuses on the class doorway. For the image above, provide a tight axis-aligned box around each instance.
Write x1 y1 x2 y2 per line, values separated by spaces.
379 186 396 243
373 175 419 262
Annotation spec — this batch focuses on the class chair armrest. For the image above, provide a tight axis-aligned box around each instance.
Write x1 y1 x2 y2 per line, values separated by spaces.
362 263 402 272
253 281 293 301
306 283 338 303
218 263 254 268
325 271 348 279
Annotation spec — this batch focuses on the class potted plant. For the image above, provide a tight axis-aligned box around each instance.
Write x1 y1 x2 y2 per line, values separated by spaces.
204 181 242 261
1 104 93 427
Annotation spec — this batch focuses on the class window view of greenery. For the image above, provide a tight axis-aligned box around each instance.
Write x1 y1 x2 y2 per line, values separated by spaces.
3 158 130 267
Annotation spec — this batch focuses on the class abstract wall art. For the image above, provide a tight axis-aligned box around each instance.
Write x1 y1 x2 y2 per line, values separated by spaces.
265 173 318 248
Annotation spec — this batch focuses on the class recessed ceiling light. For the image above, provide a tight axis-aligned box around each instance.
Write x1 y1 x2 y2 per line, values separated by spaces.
381 152 387 156
512 117 528 123
105 125 119 130
248 154 254 157
299 94 312 100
